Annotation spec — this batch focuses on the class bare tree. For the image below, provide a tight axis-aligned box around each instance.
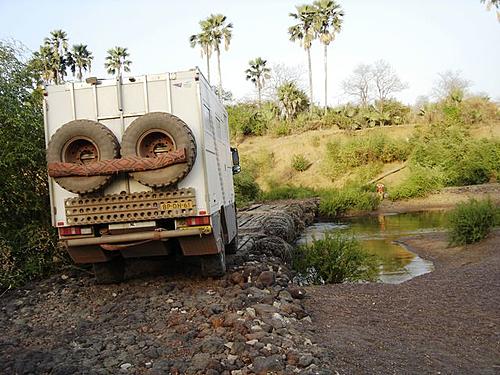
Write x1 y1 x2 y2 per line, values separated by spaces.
262 63 306 100
432 70 471 100
342 64 372 106
371 60 408 103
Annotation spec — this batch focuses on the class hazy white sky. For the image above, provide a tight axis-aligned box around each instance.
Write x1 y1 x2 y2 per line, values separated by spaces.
1 0 499 105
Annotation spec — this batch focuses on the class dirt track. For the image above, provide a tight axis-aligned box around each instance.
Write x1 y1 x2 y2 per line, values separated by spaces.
305 230 500 374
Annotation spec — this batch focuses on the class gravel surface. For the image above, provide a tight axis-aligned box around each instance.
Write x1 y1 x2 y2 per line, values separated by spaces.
305 230 500 375
0 200 330 375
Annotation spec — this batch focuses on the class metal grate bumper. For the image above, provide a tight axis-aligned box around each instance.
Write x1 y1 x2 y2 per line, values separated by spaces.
65 188 196 225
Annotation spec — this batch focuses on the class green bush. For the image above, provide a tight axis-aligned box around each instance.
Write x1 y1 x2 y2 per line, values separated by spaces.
292 232 379 283
227 103 268 136
389 166 444 200
318 187 380 217
261 185 317 201
233 170 261 207
0 41 61 289
323 132 410 178
291 154 311 172
410 124 500 186
447 198 498 245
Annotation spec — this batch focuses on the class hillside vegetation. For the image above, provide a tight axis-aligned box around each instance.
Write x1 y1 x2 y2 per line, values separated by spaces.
232 96 500 213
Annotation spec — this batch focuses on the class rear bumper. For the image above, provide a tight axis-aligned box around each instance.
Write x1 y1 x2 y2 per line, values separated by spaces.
62 227 209 248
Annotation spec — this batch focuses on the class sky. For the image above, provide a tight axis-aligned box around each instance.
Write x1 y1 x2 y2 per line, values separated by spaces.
1 0 499 105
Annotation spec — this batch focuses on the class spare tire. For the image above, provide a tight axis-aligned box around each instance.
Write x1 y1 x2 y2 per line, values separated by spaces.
47 120 120 194
121 112 197 187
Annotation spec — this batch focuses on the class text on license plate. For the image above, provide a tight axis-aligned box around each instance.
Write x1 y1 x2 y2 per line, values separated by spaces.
159 201 193 210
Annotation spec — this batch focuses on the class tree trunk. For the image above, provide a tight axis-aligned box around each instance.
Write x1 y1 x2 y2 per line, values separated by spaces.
216 48 222 99
324 43 328 111
206 53 211 83
78 66 83 81
307 47 313 111
257 82 262 107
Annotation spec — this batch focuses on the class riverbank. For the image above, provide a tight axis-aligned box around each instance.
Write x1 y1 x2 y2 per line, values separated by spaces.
305 229 500 374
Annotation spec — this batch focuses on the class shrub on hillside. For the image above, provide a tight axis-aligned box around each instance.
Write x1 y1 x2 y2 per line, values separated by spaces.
261 185 317 201
233 170 261 206
291 154 311 172
292 232 379 283
318 187 380 217
323 132 411 178
227 103 268 136
388 166 444 200
411 124 500 186
447 199 498 245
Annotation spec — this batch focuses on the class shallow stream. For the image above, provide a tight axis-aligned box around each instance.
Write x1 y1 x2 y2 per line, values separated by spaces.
297 211 448 284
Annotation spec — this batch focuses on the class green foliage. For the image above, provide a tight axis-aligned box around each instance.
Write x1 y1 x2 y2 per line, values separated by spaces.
277 82 310 120
318 187 380 217
261 185 317 201
0 41 59 288
323 132 410 178
292 232 379 284
447 199 498 246
388 166 444 200
291 154 311 171
227 103 269 136
411 124 500 186
233 170 261 207
326 101 411 130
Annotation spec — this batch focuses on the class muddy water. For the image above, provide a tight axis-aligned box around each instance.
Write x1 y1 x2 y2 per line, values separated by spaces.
297 211 448 284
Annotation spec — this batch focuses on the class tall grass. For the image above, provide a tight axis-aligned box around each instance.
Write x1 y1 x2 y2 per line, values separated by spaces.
292 232 379 283
389 166 444 201
323 132 411 179
318 186 380 217
447 198 499 245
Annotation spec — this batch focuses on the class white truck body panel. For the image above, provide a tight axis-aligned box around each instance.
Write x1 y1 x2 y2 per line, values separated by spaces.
44 69 234 227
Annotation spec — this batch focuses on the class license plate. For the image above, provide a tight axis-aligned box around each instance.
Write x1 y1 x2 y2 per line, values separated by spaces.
159 201 193 210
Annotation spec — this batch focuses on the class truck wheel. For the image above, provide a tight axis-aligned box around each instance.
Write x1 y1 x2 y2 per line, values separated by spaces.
46 120 120 194
200 250 226 277
93 257 125 284
121 112 197 187
225 235 239 254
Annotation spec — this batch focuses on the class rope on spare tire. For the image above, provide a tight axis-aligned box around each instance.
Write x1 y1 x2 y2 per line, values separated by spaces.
48 149 187 177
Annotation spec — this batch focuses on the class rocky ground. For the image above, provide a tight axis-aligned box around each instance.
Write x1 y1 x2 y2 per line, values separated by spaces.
0 200 328 375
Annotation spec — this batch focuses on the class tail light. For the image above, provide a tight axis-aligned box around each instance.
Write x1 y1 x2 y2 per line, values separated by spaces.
176 216 210 228
58 226 93 237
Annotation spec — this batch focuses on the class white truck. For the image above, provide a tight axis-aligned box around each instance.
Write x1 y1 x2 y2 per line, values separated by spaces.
43 68 240 283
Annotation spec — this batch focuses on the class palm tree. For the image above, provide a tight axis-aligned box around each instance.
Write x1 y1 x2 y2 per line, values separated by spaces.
70 44 93 81
104 47 132 77
189 26 213 83
33 44 55 84
43 29 69 84
289 4 317 108
313 0 344 109
245 57 271 105
277 81 310 120
202 14 233 97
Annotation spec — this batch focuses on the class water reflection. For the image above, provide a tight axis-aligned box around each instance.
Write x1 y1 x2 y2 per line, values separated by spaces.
297 211 447 284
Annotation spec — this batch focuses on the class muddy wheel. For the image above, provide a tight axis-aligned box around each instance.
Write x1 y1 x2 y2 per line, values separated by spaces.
46 120 120 194
225 235 239 254
121 112 196 187
93 257 125 284
200 250 226 277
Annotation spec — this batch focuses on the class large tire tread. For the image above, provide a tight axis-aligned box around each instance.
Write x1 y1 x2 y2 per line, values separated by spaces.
121 112 196 188
47 120 120 194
